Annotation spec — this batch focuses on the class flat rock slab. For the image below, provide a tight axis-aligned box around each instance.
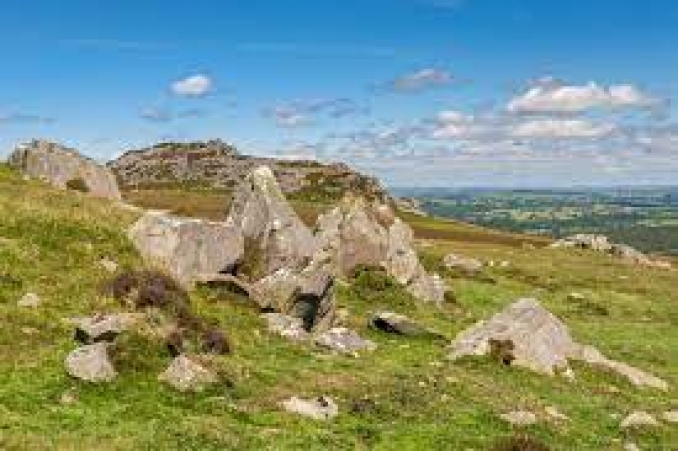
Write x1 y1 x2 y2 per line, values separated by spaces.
65 343 117 383
281 396 338 420
158 355 218 392
315 327 376 355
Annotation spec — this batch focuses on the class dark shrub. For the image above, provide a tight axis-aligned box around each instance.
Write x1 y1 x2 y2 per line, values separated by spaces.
66 177 89 193
490 434 551 451
201 327 231 355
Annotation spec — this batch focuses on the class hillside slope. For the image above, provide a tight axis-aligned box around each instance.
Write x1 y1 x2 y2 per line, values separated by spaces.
1 164 677 450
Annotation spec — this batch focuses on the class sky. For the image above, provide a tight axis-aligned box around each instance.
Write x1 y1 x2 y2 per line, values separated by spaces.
1 0 678 187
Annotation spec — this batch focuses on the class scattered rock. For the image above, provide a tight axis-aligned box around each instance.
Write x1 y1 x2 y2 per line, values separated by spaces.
621 411 659 429
551 234 671 269
369 311 436 337
99 257 119 273
315 327 376 355
226 166 316 275
59 387 78 406
158 355 218 392
8 139 121 200
500 410 538 427
262 313 309 342
662 410 678 423
567 292 586 301
545 406 569 422
129 211 244 287
65 342 117 383
281 396 338 420
624 443 641 451
443 253 483 274
17 292 40 308
70 313 139 344
448 298 667 390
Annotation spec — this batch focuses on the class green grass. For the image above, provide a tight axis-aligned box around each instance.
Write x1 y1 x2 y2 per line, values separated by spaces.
1 164 677 450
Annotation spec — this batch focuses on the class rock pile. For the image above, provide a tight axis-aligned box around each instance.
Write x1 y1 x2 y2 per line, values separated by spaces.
8 139 121 200
449 298 667 390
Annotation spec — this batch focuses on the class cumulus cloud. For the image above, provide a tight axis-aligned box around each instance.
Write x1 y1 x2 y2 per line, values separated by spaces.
507 82 656 113
170 74 214 97
389 68 454 92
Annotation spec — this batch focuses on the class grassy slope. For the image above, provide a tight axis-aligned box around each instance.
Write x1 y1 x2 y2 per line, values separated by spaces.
1 166 677 450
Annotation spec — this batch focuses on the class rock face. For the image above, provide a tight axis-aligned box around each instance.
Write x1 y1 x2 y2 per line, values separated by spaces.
129 211 244 287
158 355 218 392
281 396 339 420
226 166 316 275
108 140 389 202
551 234 671 269
313 195 447 305
8 140 121 200
65 343 117 383
449 298 667 390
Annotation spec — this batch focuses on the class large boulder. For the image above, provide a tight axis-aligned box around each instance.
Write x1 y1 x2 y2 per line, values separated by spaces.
449 298 667 390
226 166 316 275
65 342 117 383
129 211 244 287
8 139 121 200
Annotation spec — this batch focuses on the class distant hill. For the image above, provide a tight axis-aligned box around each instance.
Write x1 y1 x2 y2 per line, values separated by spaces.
108 140 389 203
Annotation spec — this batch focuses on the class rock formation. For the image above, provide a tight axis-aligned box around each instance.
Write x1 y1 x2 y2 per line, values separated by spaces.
8 139 121 200
551 234 671 269
226 166 316 275
449 298 667 390
129 211 244 287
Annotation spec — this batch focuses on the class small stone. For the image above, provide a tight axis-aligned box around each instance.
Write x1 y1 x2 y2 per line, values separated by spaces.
662 410 678 423
158 355 218 392
624 443 641 451
621 411 659 429
500 410 538 427
18 292 40 308
99 257 119 273
59 388 78 405
545 406 569 421
281 396 338 420
65 342 117 383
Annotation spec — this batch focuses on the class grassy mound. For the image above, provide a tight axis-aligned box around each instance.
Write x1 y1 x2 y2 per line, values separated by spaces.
0 164 676 450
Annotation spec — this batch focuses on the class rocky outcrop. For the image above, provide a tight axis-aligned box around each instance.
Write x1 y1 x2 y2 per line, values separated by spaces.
108 140 389 202
313 195 447 305
8 139 121 200
129 211 244 287
65 343 117 383
551 234 671 269
449 298 667 390
226 166 315 275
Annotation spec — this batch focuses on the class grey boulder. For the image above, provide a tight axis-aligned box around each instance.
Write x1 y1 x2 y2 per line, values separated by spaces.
315 327 376 355
65 342 117 383
158 355 218 392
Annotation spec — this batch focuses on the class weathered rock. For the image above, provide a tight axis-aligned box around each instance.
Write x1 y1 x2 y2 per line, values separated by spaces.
70 313 139 344
281 396 339 420
662 410 678 423
545 406 569 422
621 411 659 429
99 257 119 273
262 313 309 342
449 298 667 389
129 211 244 287
8 139 121 200
384 219 420 285
65 343 117 382
158 355 218 392
550 234 613 252
315 327 376 354
443 253 483 274
552 234 671 269
370 311 436 337
17 292 40 308
499 410 538 427
226 166 315 275
624 443 641 451
407 270 446 306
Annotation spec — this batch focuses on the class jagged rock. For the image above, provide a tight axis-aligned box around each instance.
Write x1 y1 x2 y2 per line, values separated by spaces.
370 311 436 337
8 139 121 200
70 313 139 344
262 313 309 341
65 343 117 383
315 327 376 354
313 195 448 304
17 292 40 308
226 166 316 274
281 396 339 420
449 298 667 390
443 253 483 274
158 355 218 392
621 411 659 429
499 410 538 427
129 211 243 287
662 411 678 423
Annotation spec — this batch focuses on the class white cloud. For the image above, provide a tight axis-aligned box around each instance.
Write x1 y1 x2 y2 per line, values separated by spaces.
391 68 453 92
510 119 616 138
170 74 213 97
507 82 656 113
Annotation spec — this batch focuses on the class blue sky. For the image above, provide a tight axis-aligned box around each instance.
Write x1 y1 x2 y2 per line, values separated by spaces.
1 0 678 187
